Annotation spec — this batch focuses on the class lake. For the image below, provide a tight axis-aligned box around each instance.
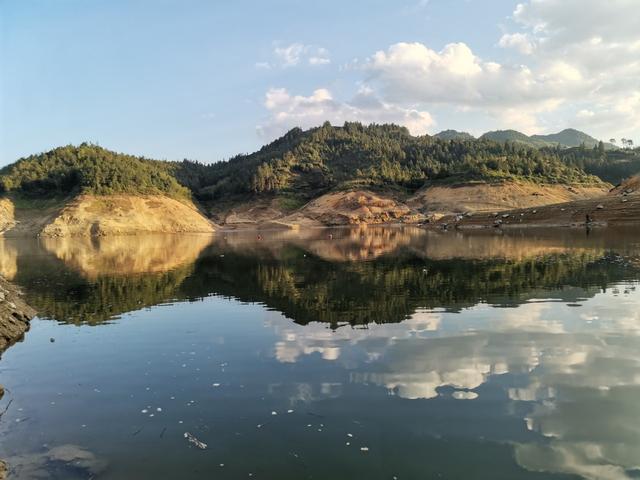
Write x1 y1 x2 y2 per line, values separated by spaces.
1 226 640 479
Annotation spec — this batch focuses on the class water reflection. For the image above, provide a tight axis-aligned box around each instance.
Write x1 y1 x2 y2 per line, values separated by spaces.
264 285 640 478
3 227 640 479
0 237 17 280
5 227 639 327
41 234 214 278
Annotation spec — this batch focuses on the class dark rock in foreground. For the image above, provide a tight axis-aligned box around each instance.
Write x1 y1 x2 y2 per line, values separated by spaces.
1 276 37 480
0 276 36 354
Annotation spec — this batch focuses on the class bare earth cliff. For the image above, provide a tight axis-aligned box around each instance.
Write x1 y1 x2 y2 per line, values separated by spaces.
438 176 640 229
211 182 608 229
268 190 424 228
0 182 619 234
0 195 215 237
407 182 608 217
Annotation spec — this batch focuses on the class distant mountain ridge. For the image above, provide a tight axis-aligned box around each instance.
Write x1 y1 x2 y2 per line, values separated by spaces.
480 128 613 149
532 128 610 148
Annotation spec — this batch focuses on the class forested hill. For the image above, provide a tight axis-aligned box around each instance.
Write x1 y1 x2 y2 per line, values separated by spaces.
3 123 633 205
547 144 640 185
177 122 602 201
0 144 190 199
433 130 475 141
480 130 551 148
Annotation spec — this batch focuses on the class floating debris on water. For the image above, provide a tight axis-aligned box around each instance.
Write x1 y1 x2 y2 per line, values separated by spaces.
360 447 369 452
184 432 207 449
452 391 479 400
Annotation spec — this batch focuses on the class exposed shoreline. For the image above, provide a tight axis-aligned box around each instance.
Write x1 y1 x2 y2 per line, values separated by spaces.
0 276 36 355
431 190 640 230
0 276 36 479
1 182 639 236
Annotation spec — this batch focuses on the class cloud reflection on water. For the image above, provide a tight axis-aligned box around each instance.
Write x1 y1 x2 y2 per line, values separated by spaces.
266 285 640 478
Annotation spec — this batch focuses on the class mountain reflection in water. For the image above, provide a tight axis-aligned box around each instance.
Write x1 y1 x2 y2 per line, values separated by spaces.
1 226 640 479
7 226 640 327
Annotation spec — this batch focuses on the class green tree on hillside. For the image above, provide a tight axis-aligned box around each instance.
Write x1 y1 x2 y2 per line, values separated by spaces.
0 143 191 199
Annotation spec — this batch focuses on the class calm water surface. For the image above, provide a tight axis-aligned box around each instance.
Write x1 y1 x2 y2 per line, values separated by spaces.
1 226 640 479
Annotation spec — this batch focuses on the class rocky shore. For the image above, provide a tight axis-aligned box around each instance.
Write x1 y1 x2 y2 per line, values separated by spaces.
0 276 36 354
432 178 640 230
1 276 36 479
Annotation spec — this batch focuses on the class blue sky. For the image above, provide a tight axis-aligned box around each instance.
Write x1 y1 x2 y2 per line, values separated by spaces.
1 0 638 166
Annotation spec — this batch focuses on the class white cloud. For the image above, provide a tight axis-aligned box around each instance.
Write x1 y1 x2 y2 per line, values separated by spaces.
308 47 331 65
265 43 331 68
254 1 639 141
274 43 306 67
364 42 585 110
356 0 640 139
576 109 595 119
360 41 590 133
501 0 640 139
498 33 535 55
257 86 435 139
572 93 640 140
497 108 541 135
513 0 640 49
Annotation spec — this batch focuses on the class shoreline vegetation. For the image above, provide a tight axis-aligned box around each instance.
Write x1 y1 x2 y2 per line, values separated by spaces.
1 123 639 236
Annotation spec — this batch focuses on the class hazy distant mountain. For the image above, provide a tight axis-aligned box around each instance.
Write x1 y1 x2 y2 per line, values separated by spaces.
481 128 613 149
433 130 475 141
480 130 550 148
531 129 602 148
